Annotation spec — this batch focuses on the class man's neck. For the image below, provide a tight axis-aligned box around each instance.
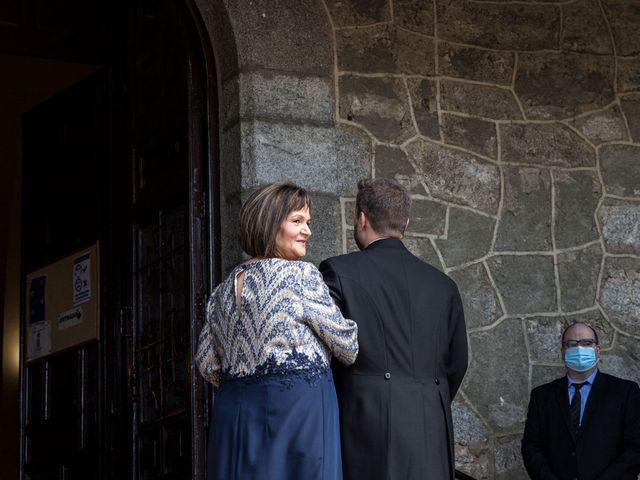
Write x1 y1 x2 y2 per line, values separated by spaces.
567 366 598 382
364 236 390 248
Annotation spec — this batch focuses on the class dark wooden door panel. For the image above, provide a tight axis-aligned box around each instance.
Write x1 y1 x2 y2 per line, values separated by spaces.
127 2 203 478
22 71 110 480
19 2 215 479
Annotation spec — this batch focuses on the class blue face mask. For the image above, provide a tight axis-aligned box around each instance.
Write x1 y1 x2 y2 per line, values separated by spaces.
564 346 598 372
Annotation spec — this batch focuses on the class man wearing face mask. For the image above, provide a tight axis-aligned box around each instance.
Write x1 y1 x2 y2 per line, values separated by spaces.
521 322 640 480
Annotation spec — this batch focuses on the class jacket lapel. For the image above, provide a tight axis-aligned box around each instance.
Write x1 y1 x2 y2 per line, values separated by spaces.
554 377 575 441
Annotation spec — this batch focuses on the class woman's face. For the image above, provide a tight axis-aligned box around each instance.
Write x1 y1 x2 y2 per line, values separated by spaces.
275 205 311 260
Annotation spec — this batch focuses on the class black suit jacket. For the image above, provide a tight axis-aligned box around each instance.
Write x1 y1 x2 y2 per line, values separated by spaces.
319 238 468 480
521 371 640 480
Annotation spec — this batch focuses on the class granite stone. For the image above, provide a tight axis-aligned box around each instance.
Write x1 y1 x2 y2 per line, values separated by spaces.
339 75 415 143
449 262 503 329
342 199 356 225
452 401 489 444
531 365 567 389
557 243 603 312
374 145 424 194
438 42 514 86
554 170 602 249
407 78 440 140
500 123 596 168
406 138 501 214
602 0 640 56
561 0 613 55
599 257 640 336
239 71 333 125
437 207 495 267
241 121 368 195
599 198 640 254
515 52 616 120
440 80 523 120
403 237 444 271
220 120 243 274
393 0 435 35
526 317 566 363
393 28 437 76
495 166 552 252
464 319 529 431
617 56 640 93
335 124 373 196
305 192 342 265
221 122 242 198
222 76 240 129
325 0 390 27
495 436 528 480
620 94 640 143
600 144 640 197
487 255 557 314
225 0 332 74
407 199 446 236
455 444 492 480
600 333 640 386
336 25 435 75
442 113 497 160
436 0 560 51
220 190 244 275
568 105 629 145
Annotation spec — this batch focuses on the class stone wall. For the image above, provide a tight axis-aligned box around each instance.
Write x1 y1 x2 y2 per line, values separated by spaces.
199 0 640 478
323 0 640 478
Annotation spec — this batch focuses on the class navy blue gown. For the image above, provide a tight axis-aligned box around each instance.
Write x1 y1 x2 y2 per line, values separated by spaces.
196 259 359 480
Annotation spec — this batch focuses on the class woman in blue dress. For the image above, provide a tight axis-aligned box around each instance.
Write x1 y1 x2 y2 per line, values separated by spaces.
196 182 359 480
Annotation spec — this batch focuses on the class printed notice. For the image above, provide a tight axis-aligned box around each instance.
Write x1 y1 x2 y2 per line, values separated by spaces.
28 322 52 359
58 306 83 330
73 252 91 305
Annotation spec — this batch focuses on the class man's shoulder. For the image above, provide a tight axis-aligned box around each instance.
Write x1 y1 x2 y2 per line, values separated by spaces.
597 371 640 391
320 246 458 288
320 250 365 270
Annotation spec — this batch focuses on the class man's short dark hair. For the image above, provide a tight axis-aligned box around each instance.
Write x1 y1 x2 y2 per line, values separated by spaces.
356 178 411 235
561 322 599 345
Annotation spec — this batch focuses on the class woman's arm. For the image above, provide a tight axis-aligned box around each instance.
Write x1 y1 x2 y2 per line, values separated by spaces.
195 294 222 386
300 263 358 365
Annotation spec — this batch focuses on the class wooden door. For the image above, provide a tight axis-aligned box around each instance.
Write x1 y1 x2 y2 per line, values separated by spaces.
19 2 216 478
126 1 214 478
22 70 114 480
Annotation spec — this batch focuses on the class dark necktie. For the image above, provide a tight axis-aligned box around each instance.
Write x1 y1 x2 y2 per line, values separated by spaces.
570 382 587 436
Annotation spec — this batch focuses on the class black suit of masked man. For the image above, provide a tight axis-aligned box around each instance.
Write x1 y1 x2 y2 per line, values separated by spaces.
319 179 468 480
522 321 640 480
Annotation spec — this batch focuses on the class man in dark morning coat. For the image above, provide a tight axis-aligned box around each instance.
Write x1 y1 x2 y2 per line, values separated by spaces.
319 178 468 480
522 322 640 480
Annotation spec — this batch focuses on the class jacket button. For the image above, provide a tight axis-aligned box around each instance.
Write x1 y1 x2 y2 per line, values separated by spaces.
384 372 391 380
434 378 440 385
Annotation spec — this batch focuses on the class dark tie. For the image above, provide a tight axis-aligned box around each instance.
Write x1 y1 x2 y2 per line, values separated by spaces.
570 382 587 436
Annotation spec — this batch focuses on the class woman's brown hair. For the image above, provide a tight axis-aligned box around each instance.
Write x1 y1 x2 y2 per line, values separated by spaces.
239 182 311 258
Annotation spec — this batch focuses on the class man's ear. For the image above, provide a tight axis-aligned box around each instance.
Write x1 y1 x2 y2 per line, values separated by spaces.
358 211 368 229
